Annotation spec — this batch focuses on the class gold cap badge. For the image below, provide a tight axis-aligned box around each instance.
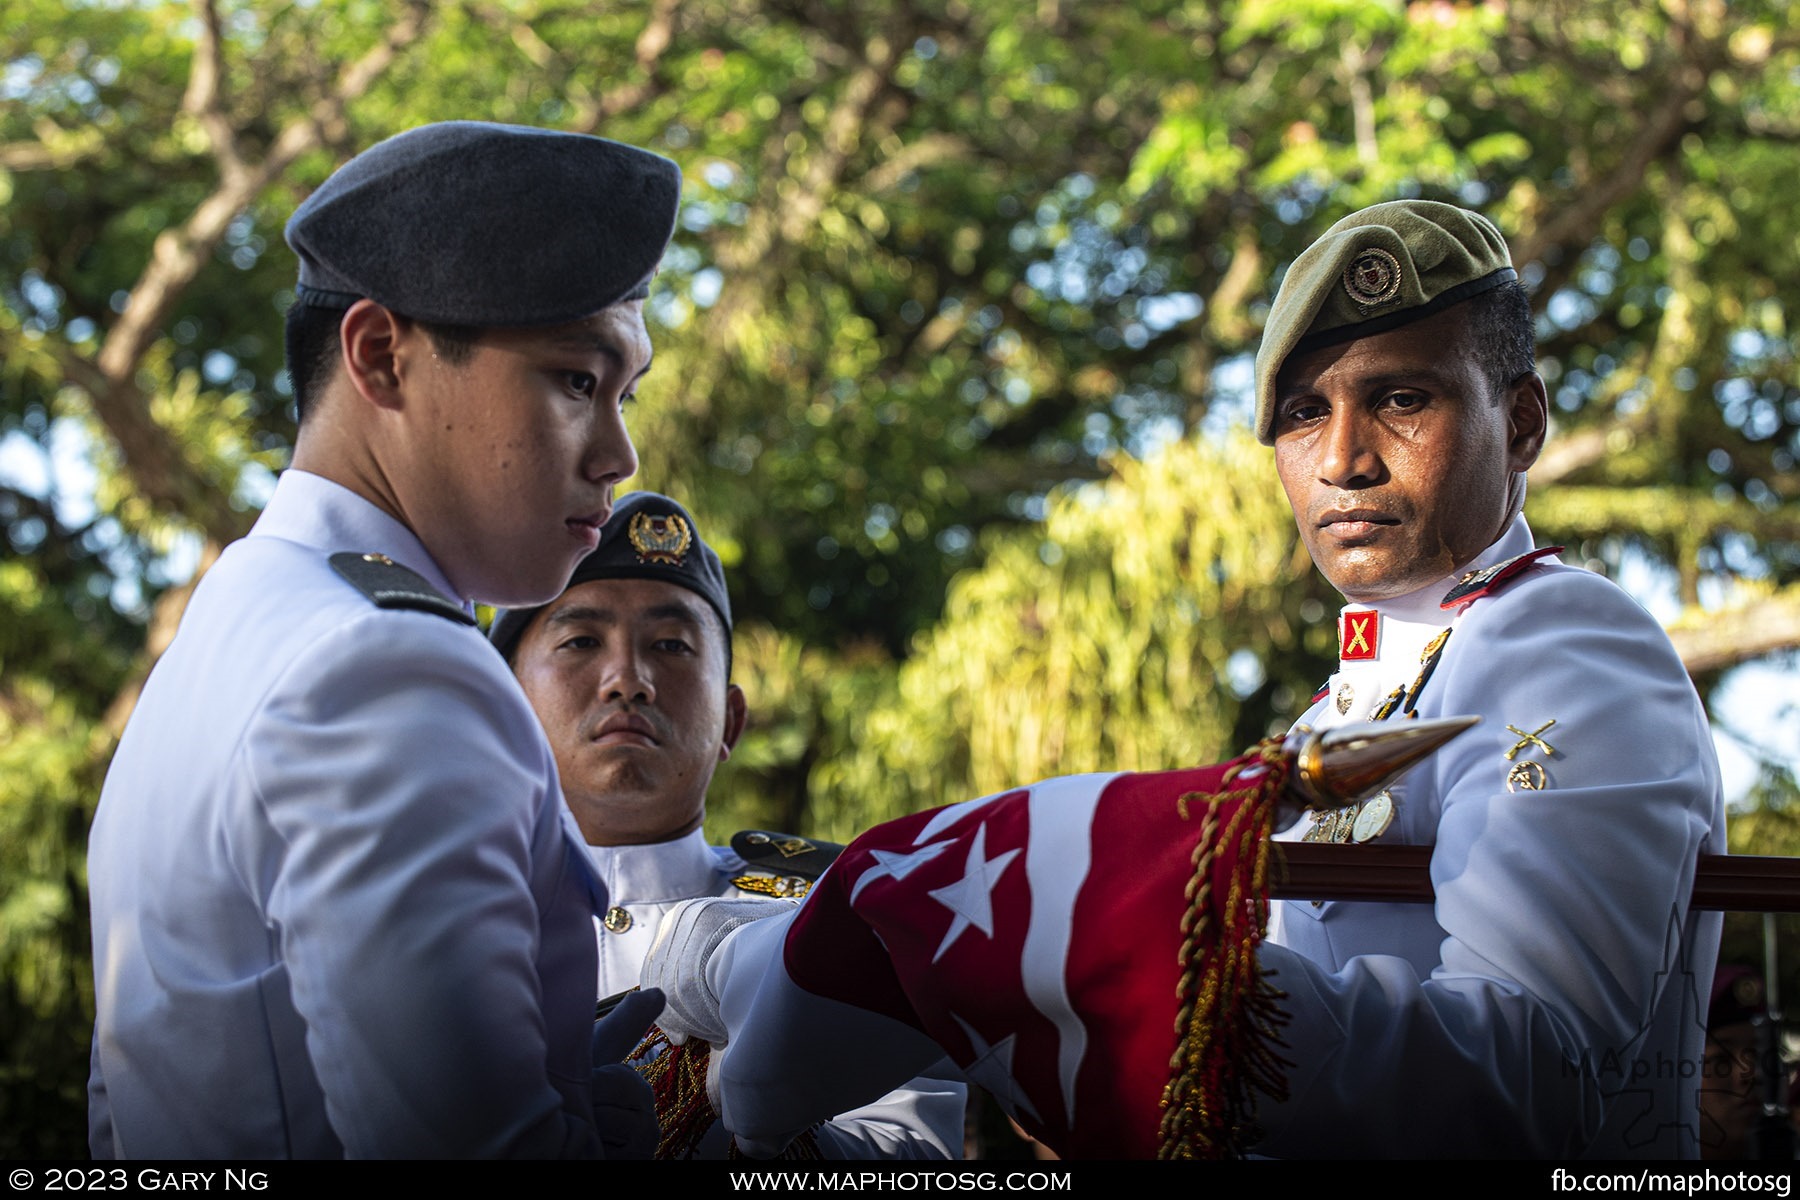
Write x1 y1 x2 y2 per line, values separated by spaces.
627 510 692 565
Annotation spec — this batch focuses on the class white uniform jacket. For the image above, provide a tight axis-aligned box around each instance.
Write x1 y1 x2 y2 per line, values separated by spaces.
1258 515 1725 1158
588 830 966 1158
87 470 609 1158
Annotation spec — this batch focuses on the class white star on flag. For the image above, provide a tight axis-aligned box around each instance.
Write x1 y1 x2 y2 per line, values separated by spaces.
848 839 954 905
926 822 1020 961
952 1013 1040 1124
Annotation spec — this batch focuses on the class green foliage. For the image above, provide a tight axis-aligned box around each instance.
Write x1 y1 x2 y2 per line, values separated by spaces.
0 687 103 1158
709 432 1309 843
6 0 1800 1154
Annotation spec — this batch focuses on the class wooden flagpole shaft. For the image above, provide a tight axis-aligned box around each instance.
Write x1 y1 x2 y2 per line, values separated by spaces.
1272 846 1800 912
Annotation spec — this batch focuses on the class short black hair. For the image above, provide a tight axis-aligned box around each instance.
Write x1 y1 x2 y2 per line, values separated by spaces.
1462 279 1536 395
284 302 482 424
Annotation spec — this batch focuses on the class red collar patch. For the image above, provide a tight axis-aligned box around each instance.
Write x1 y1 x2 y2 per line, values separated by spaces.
1340 610 1380 661
1440 546 1563 609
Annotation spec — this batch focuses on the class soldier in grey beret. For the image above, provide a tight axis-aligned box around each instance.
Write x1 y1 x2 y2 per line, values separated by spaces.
1245 199 1725 1157
88 121 682 1158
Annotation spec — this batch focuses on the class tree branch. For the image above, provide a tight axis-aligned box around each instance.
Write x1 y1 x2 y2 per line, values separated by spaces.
181 0 247 185
76 1 433 542
1669 588 1800 676
1509 57 1705 269
0 119 109 172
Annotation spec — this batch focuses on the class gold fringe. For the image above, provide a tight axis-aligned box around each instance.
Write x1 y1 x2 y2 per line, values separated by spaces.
1157 737 1293 1159
632 1027 824 1159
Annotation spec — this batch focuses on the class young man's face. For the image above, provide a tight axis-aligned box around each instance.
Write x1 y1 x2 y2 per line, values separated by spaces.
391 302 650 607
511 576 746 847
1270 304 1546 604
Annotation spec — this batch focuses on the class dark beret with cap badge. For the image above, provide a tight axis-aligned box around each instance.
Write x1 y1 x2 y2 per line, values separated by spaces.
488 491 732 662
1252 199 1518 445
284 120 682 325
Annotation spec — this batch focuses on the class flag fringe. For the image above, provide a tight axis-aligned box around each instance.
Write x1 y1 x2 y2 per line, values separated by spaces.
1158 736 1293 1159
631 1027 824 1160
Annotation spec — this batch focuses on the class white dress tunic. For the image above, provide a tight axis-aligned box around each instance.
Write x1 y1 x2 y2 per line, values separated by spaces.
1260 515 1726 1158
88 470 610 1158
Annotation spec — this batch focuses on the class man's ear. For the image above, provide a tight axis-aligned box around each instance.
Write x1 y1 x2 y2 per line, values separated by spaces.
719 683 748 763
1504 371 1549 473
337 299 410 411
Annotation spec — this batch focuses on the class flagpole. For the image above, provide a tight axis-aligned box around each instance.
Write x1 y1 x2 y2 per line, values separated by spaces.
1272 845 1800 912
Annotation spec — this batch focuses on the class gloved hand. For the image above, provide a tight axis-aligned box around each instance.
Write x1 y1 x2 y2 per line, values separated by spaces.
638 896 795 1046
591 987 664 1159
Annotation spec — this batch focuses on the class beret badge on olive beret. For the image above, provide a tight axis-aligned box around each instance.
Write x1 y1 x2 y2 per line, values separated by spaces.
1343 248 1403 308
1252 199 1517 444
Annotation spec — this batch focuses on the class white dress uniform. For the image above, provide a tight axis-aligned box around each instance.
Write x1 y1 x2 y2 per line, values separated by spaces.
1257 514 1725 1158
587 829 967 1158
87 469 610 1158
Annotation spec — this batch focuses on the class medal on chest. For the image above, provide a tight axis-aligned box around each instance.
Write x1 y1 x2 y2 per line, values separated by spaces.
1304 625 1453 845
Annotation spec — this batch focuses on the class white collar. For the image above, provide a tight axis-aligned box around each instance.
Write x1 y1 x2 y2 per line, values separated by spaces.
585 827 720 906
251 469 466 609
1316 515 1542 721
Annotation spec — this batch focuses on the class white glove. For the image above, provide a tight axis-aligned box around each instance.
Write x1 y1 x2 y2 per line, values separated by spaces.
639 896 794 1046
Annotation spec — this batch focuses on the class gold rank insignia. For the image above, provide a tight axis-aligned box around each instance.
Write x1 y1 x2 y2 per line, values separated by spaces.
743 832 815 859
729 829 844 887
1502 719 1559 792
627 510 692 565
731 873 813 899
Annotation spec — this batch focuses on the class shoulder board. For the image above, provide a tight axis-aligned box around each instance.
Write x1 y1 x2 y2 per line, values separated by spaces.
1310 680 1331 705
329 552 476 626
1440 546 1563 610
729 829 845 883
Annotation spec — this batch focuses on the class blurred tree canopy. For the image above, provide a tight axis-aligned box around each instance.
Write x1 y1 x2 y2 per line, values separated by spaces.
4 0 1799 1156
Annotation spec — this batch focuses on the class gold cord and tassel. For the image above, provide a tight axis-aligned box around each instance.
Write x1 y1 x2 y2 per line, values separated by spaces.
1158 736 1294 1159
631 1026 823 1160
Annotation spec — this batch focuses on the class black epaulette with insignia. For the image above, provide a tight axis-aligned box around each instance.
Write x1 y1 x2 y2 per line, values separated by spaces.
1439 546 1562 610
329 552 476 626
728 829 844 899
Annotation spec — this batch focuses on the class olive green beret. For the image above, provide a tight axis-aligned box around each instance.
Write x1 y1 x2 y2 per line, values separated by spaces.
1252 200 1516 444
285 121 681 327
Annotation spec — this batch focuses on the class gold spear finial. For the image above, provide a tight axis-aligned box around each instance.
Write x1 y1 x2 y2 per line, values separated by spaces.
1284 715 1481 810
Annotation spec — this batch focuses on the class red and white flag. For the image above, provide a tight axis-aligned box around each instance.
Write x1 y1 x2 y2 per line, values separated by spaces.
713 753 1288 1159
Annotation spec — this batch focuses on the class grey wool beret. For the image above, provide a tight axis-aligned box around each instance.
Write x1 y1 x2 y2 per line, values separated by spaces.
285 121 682 326
1252 199 1517 444
488 491 731 661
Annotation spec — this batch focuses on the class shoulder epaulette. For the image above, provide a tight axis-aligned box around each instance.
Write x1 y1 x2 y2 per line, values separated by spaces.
329 552 476 626
1440 546 1563 610
729 829 844 886
1310 681 1331 705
